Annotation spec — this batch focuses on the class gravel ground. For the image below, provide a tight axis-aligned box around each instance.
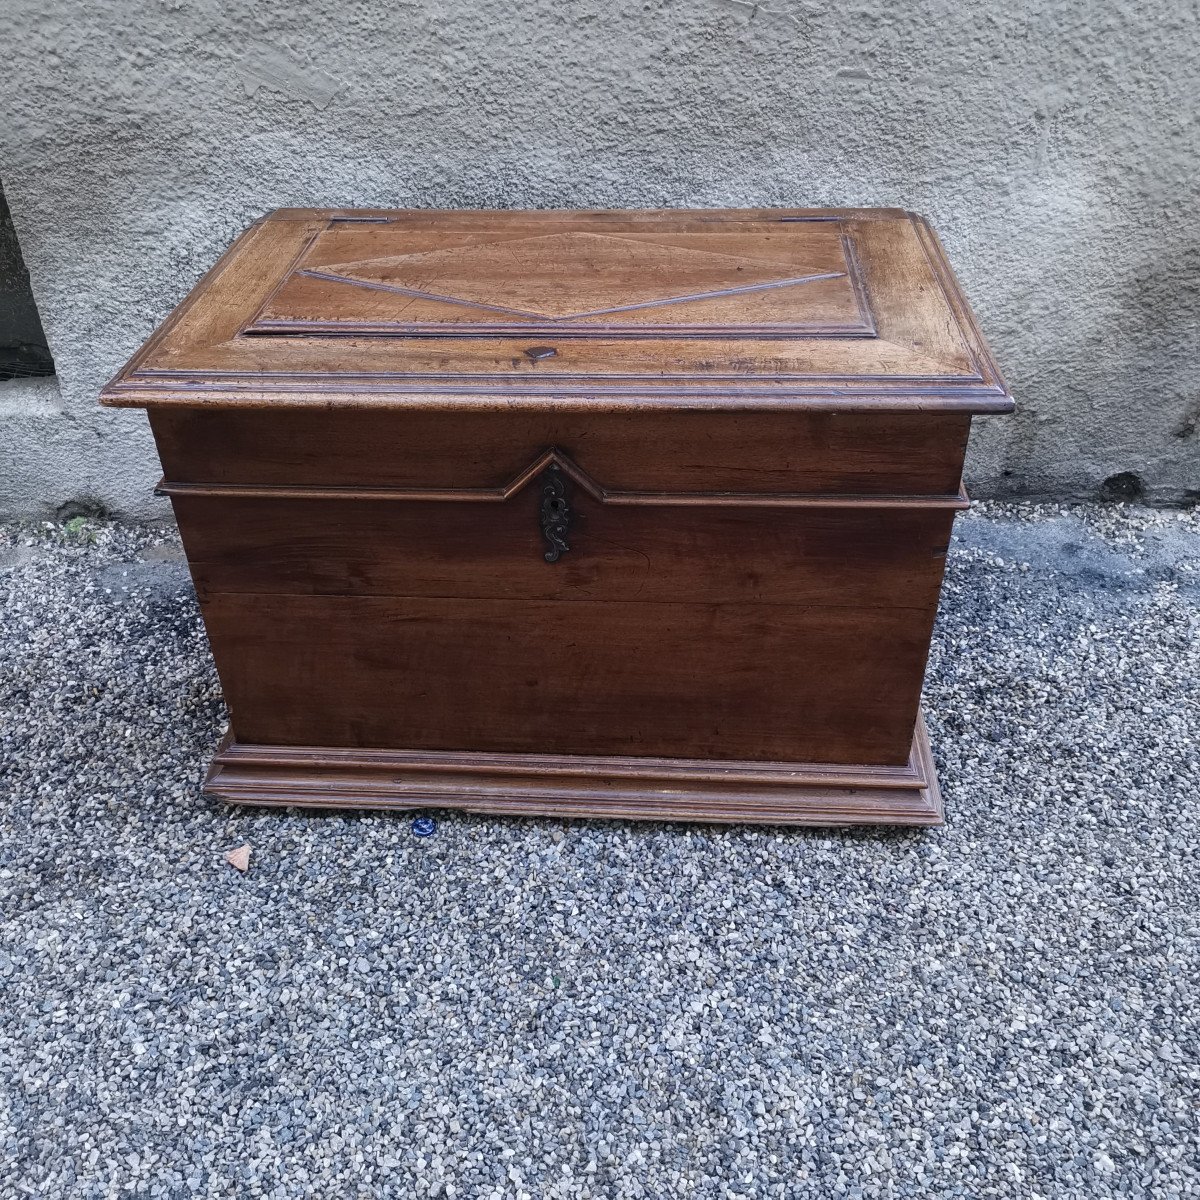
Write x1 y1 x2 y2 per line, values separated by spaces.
1 502 1198 1199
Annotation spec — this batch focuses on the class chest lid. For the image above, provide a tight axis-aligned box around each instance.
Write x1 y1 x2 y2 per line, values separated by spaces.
101 208 1013 411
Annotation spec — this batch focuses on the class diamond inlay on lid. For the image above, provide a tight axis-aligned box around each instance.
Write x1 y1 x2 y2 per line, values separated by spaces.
246 222 875 338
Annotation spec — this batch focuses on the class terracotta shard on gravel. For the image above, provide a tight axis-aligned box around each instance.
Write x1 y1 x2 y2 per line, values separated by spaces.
224 843 251 872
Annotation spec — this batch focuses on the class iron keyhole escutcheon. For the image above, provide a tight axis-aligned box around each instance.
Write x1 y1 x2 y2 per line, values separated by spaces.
540 463 571 563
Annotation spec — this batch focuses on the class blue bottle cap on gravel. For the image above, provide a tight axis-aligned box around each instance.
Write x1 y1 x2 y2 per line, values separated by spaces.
411 815 437 838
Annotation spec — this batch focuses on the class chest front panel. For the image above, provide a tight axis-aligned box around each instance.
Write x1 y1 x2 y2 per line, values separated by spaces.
157 407 960 765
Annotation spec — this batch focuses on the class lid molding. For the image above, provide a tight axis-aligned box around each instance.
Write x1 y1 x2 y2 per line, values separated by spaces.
100 208 1014 414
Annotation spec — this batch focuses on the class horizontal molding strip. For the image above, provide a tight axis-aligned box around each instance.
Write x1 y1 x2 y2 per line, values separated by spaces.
118 369 993 387
241 321 880 339
109 388 1013 417
156 479 970 510
156 447 970 511
204 715 943 825
214 737 926 789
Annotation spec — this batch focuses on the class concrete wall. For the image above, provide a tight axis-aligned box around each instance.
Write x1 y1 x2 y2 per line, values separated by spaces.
2 0 1197 518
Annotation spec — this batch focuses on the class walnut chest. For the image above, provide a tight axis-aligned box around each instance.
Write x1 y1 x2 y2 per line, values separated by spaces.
101 207 1013 825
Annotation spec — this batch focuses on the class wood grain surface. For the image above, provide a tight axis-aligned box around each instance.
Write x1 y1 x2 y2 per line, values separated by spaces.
203 715 944 827
99 207 1013 823
200 591 935 764
100 208 1015 410
150 408 972 496
173 493 956 610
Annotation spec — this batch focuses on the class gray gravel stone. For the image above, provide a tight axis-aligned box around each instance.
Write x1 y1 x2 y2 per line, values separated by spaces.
0 503 1197 1198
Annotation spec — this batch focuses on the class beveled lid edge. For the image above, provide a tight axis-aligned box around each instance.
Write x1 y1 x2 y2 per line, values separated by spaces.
98 207 1016 415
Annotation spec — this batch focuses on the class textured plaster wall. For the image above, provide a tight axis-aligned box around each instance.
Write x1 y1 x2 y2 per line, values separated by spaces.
1 0 1197 517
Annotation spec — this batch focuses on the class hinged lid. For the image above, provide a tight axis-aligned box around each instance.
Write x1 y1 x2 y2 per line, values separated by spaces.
100 208 1014 412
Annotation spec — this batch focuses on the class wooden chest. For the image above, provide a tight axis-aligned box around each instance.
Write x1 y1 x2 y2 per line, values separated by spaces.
101 208 1012 825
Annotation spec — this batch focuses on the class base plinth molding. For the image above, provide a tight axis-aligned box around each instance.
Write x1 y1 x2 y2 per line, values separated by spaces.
204 713 943 827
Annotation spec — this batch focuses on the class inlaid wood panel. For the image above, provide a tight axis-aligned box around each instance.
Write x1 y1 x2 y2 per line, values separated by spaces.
201 592 935 764
247 222 874 338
